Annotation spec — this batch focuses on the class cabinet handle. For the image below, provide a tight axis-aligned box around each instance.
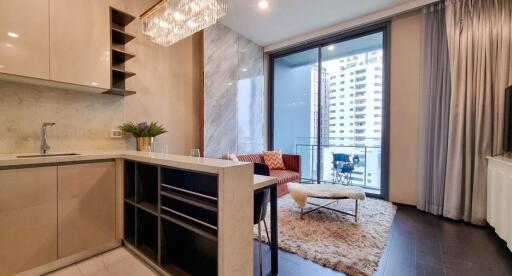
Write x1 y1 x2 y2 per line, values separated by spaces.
161 206 218 231
161 184 218 201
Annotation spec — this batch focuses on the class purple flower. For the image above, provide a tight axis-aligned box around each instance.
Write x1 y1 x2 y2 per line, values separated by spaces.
138 121 148 129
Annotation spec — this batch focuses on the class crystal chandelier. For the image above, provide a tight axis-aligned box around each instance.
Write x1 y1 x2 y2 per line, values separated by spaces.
141 0 227 46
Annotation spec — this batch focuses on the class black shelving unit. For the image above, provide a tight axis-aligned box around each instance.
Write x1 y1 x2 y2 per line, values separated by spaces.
136 163 158 214
124 202 135 246
104 7 136 96
124 161 219 275
136 208 158 262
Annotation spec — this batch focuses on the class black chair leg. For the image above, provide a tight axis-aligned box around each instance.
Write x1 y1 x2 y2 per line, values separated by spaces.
263 219 270 243
258 221 263 276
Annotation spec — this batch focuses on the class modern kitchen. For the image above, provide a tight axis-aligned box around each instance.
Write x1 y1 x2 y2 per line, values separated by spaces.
0 0 277 275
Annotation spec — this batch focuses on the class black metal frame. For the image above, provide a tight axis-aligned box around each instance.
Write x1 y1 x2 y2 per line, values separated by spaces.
268 22 391 200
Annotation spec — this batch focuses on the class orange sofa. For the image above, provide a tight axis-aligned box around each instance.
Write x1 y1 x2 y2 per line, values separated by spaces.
237 153 301 197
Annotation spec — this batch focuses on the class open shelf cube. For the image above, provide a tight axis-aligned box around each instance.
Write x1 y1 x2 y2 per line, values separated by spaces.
161 194 217 229
136 163 158 213
124 202 135 246
136 208 158 263
109 7 136 96
161 167 218 201
161 217 218 275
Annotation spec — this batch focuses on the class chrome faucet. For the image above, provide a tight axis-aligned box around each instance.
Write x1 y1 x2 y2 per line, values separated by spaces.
40 122 56 154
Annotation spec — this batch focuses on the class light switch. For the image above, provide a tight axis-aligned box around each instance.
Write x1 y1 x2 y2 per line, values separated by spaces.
111 129 122 138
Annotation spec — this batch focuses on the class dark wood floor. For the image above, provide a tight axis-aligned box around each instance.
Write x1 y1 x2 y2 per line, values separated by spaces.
255 205 512 276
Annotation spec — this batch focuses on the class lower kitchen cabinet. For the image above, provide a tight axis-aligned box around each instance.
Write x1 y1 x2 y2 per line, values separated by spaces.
57 161 116 258
0 166 58 276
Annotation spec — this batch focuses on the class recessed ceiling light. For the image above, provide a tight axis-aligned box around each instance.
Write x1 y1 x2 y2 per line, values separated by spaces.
328 45 335 51
258 0 269 10
7 32 19 38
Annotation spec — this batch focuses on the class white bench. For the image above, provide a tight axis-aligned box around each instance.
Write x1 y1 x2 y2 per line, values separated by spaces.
288 183 366 222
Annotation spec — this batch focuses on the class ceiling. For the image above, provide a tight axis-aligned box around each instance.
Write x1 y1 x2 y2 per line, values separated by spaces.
220 0 418 47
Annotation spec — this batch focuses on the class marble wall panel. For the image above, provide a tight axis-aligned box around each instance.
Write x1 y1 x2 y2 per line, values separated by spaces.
204 23 264 158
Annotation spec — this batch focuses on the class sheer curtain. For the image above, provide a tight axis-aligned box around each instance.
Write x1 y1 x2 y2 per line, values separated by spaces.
444 0 512 224
417 3 451 215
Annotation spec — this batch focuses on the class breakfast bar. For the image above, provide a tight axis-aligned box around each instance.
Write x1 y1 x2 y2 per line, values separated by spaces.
0 151 277 276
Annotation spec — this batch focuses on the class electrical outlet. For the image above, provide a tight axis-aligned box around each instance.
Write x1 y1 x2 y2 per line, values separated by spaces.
111 129 123 138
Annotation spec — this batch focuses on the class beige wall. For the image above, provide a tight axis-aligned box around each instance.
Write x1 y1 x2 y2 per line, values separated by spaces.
123 0 203 155
389 11 421 205
0 81 125 154
0 0 203 155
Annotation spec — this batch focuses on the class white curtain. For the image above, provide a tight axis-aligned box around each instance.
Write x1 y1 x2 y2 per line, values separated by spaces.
444 0 512 224
417 3 451 215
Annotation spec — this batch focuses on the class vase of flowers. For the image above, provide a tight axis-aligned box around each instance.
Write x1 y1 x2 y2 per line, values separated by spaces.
119 121 167 152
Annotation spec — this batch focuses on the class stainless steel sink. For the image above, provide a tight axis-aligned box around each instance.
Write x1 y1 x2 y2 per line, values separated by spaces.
16 153 80 158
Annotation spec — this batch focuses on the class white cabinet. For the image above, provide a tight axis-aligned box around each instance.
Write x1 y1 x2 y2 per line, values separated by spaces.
49 0 111 89
487 156 512 251
0 0 50 79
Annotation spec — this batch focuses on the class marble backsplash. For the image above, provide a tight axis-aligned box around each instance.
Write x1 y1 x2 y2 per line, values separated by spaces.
0 80 125 154
203 23 264 158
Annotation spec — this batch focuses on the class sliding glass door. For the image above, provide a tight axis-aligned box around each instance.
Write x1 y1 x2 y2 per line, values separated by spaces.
272 48 319 181
271 24 389 198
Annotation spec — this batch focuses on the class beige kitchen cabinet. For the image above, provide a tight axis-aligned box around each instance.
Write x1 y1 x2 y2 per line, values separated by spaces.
0 0 50 79
57 161 116 258
0 166 58 276
49 0 111 89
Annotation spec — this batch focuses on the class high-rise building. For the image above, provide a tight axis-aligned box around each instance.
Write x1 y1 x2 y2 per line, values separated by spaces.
319 49 383 189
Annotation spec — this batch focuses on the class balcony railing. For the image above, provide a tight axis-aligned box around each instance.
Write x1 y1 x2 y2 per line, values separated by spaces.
293 137 382 191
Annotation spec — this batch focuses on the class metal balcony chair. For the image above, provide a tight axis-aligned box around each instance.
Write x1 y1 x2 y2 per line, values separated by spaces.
331 153 356 185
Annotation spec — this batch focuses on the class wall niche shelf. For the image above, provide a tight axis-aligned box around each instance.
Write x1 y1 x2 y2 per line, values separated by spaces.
105 7 136 97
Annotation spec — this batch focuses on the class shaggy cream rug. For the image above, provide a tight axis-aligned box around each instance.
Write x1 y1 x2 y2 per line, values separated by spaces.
254 195 396 276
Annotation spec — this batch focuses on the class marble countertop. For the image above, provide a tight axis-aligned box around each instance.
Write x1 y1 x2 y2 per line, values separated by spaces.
253 174 278 190
0 151 249 173
0 151 279 188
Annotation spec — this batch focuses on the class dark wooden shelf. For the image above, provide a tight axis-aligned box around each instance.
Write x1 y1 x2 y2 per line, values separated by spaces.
161 191 218 212
111 7 136 27
125 197 136 205
112 48 135 63
103 88 136 96
112 27 135 44
161 213 217 242
110 7 136 97
138 201 159 216
112 67 136 79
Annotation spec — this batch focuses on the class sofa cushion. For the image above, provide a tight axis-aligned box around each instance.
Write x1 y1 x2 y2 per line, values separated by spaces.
237 154 264 164
270 170 300 185
263 150 286 170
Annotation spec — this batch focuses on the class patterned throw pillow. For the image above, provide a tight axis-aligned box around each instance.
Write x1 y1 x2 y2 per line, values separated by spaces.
263 150 286 170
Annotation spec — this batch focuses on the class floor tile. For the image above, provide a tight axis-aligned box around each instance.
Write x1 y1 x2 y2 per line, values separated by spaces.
46 265 83 276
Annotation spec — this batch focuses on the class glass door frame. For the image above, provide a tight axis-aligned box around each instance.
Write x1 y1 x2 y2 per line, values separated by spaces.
268 22 390 200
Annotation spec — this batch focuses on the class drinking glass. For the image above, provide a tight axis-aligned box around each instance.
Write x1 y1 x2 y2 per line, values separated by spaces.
152 143 168 154
190 149 201 157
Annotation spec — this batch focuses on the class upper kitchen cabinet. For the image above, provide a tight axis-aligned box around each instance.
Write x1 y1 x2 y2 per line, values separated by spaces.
0 0 50 79
49 0 110 89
